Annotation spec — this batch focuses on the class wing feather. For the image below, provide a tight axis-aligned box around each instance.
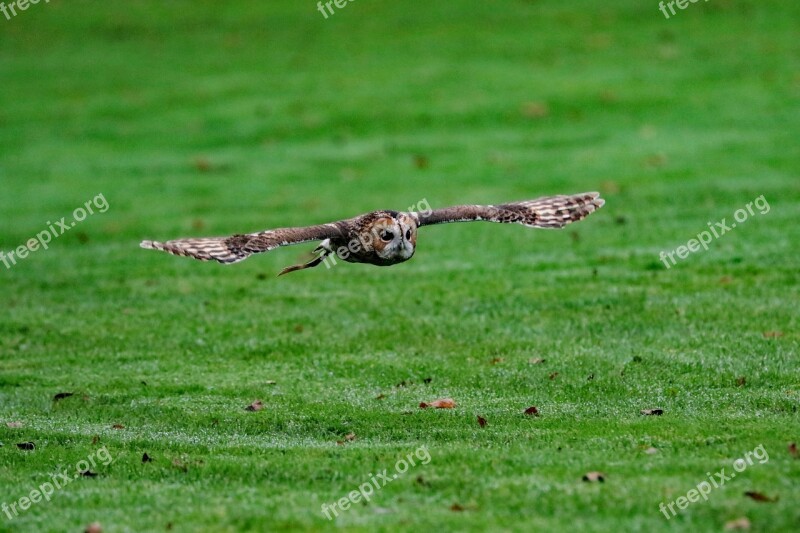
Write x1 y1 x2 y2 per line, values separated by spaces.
416 192 604 229
140 223 345 264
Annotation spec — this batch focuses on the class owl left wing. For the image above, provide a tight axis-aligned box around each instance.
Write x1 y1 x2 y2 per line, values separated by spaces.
140 222 347 264
414 192 604 229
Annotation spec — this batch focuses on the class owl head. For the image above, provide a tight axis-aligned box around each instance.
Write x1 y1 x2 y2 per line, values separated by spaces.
369 212 418 262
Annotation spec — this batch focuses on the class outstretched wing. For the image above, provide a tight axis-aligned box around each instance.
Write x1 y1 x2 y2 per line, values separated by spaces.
415 192 604 229
140 222 346 264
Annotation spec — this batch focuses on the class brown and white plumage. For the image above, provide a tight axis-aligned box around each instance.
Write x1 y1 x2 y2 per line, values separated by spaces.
140 192 604 275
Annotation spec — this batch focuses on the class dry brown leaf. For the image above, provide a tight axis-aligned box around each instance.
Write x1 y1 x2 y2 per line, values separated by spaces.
763 331 784 338
524 406 540 416
582 471 606 482
521 102 550 119
420 398 456 409
744 491 778 503
640 409 664 416
724 518 751 531
337 433 357 445
477 415 487 428
450 503 465 512
112 424 125 429
245 400 264 412
85 523 103 533
172 458 188 472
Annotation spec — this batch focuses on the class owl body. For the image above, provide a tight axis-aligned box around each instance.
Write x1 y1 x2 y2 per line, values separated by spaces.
140 192 604 275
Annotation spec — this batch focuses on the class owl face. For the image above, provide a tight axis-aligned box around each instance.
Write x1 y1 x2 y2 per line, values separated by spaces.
371 213 417 262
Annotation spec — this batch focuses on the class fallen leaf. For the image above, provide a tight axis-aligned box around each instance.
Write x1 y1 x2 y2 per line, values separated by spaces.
337 433 357 445
80 470 98 478
53 392 74 401
477 415 487 428
490 357 504 365
789 442 798 458
450 503 465 512
413 154 429 169
6 421 23 428
142 453 153 463
245 400 264 412
85 523 103 533
521 102 550 119
744 491 778 503
112 424 125 430
763 331 784 338
194 157 213 172
640 409 664 416
172 458 188 472
16 442 35 450
529 358 546 365
524 406 540 416
420 398 456 409
724 518 751 531
582 471 606 482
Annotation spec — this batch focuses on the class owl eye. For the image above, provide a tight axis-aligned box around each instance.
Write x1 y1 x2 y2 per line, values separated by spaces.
405 229 412 240
379 230 394 242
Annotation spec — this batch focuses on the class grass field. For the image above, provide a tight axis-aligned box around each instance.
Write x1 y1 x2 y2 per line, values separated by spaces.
1 1 799 531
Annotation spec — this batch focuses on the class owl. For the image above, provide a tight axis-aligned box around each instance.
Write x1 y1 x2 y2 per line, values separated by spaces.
140 192 604 275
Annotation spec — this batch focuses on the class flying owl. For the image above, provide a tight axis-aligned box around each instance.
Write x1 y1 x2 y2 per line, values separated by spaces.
140 192 604 275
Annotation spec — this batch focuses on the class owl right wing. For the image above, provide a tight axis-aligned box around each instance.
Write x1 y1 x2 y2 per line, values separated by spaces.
140 222 347 264
415 192 604 229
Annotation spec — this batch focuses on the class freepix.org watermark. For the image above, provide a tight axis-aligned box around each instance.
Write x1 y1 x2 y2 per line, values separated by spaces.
316 0 355 20
659 444 769 520
321 198 432 270
0 0 50 22
1 193 109 270
321 445 432 520
659 195 769 269
2 446 114 521
658 0 710 20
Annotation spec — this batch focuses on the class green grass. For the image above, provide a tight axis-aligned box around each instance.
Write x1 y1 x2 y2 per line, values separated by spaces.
1 0 799 531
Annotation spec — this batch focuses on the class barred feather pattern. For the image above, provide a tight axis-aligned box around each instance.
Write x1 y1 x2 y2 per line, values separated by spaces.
140 192 604 272
139 223 344 265
414 192 604 229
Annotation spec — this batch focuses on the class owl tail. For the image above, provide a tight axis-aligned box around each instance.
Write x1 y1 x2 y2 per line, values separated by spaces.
277 255 325 276
277 240 333 276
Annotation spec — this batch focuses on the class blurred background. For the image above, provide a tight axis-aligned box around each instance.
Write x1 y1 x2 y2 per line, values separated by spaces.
1 1 798 531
